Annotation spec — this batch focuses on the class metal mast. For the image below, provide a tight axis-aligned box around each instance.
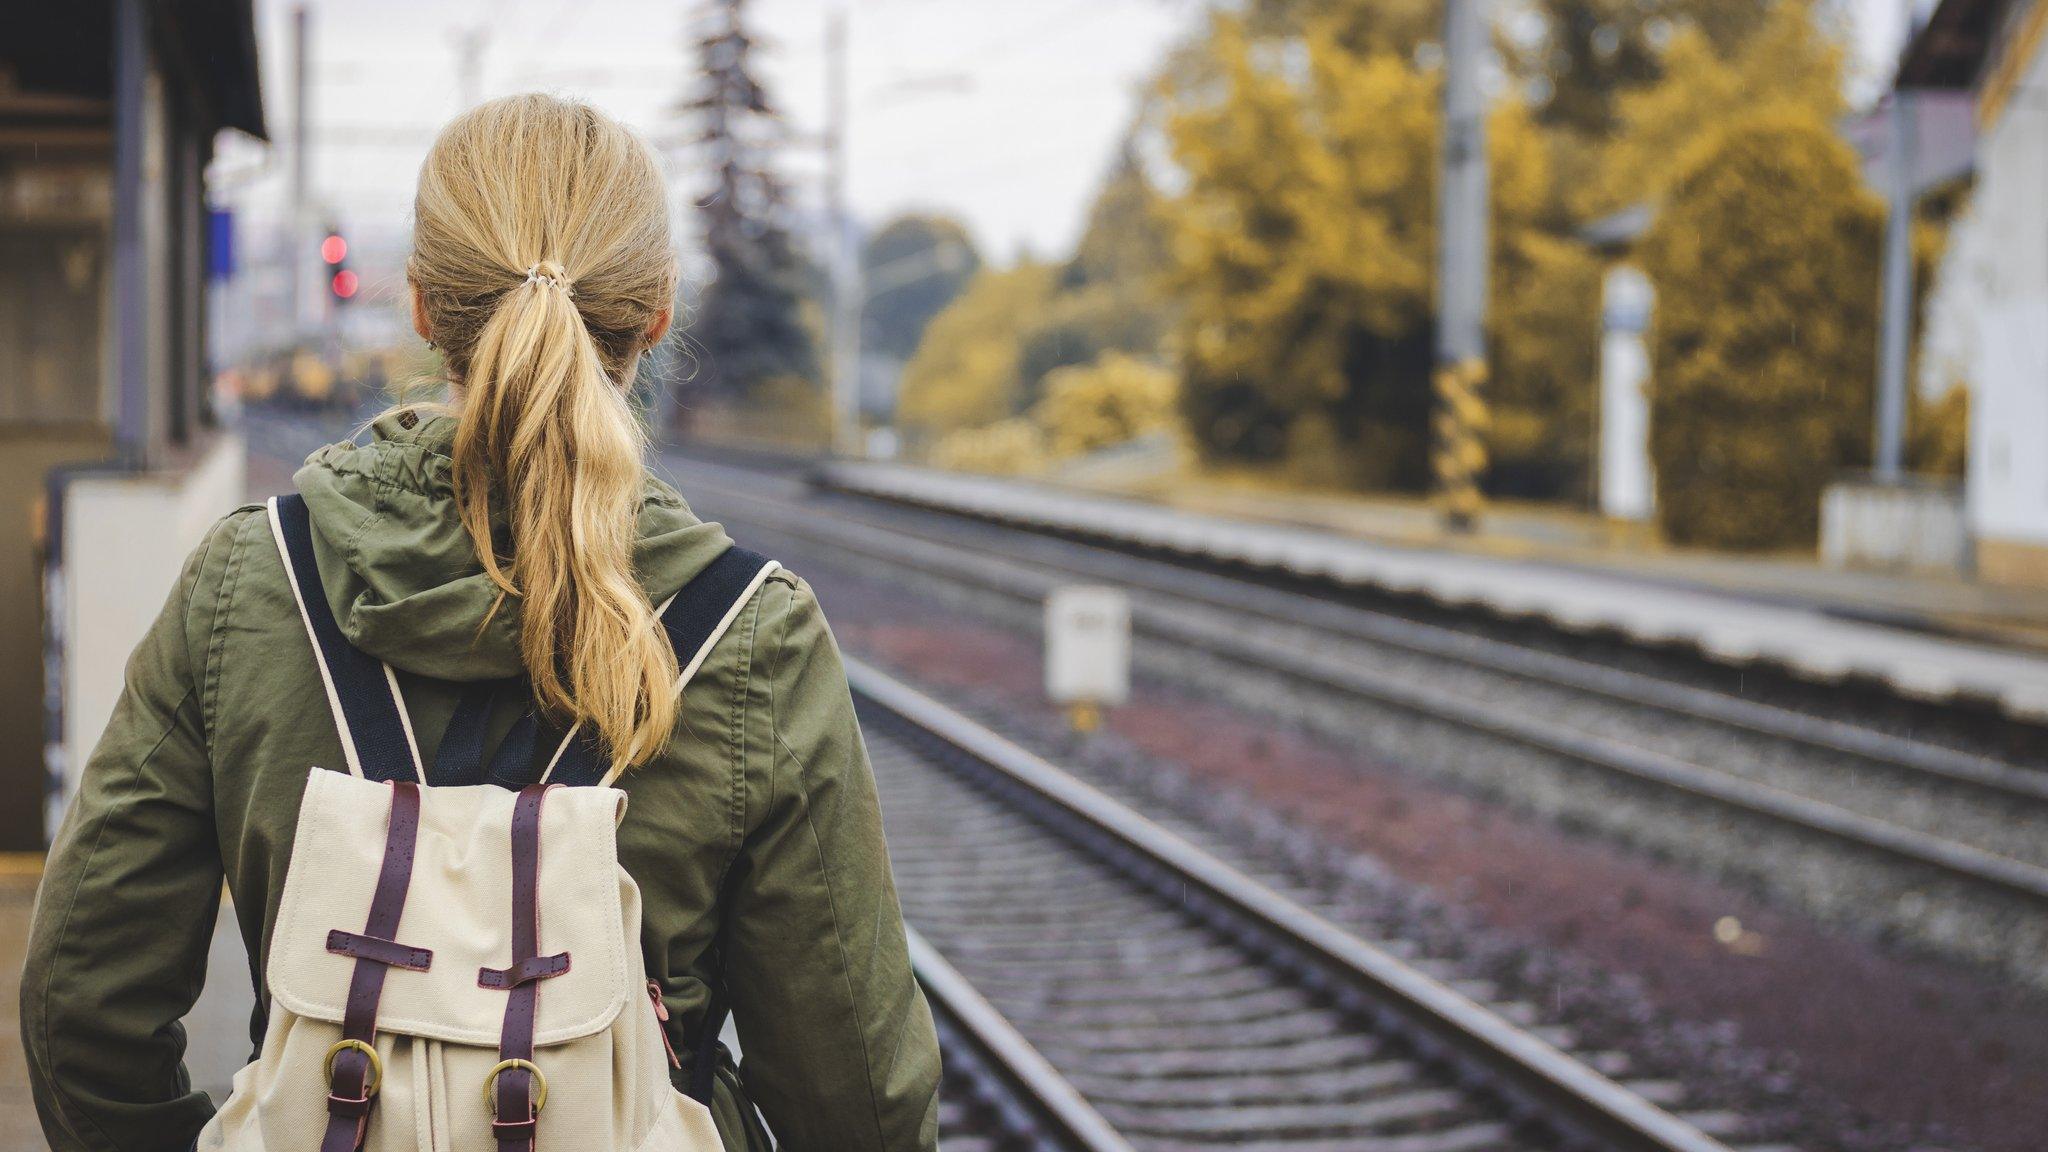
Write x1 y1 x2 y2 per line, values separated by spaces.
1873 0 1920 482
1433 0 1491 531
826 5 862 456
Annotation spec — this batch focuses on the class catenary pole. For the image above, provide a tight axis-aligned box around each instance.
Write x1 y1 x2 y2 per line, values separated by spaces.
1434 0 1490 531
455 27 488 111
113 0 147 460
289 4 310 342
1874 0 1919 483
826 5 862 457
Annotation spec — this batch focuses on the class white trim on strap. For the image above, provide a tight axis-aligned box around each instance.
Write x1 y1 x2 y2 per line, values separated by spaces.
595 559 781 787
382 663 428 784
267 497 364 779
675 560 780 694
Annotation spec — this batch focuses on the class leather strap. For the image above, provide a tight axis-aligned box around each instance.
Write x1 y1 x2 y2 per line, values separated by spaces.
320 781 428 1152
478 953 570 990
490 785 567 1151
326 930 433 972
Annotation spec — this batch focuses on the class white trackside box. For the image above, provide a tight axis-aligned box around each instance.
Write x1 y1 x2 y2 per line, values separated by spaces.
1044 586 1131 707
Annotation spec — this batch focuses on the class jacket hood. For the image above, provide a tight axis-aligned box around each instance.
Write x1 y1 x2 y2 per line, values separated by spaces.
293 410 733 681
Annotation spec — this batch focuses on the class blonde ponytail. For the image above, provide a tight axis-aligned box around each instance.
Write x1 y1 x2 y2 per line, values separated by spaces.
407 95 680 773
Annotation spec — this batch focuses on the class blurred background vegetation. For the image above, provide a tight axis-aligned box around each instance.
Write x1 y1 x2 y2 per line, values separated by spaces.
689 0 1970 553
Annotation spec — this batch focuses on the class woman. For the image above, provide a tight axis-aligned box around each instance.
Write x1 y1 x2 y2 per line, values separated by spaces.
19 95 940 1152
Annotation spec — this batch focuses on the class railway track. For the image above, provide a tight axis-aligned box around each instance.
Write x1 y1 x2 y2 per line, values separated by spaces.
655 453 2048 983
917 927 1137 1151
862 661 1743 1152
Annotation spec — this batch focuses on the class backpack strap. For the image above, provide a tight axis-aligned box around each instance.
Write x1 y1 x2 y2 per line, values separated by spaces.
653 545 780 712
433 679 504 787
483 784 568 1151
268 495 424 783
431 545 780 790
581 544 779 788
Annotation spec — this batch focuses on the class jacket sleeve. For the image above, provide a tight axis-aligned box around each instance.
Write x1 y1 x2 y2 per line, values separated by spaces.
722 575 941 1152
21 517 236 1152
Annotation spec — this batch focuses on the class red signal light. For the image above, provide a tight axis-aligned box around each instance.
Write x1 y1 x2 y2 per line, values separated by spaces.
331 269 359 299
321 234 348 264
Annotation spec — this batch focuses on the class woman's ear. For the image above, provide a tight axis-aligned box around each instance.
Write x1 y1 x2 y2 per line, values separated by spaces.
411 286 432 343
645 307 673 348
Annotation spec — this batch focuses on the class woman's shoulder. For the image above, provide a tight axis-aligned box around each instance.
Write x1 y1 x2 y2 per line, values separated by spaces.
752 566 829 655
182 503 272 600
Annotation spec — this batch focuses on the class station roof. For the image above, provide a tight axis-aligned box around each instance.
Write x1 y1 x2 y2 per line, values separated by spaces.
0 1 266 141
1897 0 2008 90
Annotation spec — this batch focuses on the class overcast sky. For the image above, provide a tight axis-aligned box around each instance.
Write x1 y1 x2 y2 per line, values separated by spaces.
214 0 1929 263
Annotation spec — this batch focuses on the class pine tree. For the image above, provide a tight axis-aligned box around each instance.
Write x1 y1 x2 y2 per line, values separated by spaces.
683 0 818 408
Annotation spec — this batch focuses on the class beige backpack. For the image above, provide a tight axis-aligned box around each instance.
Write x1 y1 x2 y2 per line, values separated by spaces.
199 496 776 1152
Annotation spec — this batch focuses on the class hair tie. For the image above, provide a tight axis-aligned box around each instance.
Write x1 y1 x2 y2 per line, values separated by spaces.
524 261 573 295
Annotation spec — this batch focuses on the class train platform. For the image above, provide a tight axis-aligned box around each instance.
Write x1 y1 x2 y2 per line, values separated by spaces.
820 460 2048 721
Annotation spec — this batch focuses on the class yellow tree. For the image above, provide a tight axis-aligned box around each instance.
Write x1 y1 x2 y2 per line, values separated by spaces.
1015 144 1178 405
895 262 1055 438
1162 16 1342 470
1160 14 1562 492
1581 0 1844 220
1639 107 1882 548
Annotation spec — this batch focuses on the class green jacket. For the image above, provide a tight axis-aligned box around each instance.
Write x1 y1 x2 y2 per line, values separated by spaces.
19 412 941 1152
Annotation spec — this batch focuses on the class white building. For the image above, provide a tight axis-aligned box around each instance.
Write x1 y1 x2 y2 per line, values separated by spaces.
1905 0 2048 585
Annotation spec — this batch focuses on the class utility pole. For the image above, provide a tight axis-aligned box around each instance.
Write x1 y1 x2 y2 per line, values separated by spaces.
825 5 862 457
113 0 146 460
1433 0 1490 532
289 4 310 340
454 26 488 110
1874 0 1919 483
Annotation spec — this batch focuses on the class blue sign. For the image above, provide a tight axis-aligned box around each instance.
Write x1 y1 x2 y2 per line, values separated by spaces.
207 208 235 280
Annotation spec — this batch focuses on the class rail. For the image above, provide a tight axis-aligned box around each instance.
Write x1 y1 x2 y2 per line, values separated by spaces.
910 927 1138 1152
855 660 1733 1152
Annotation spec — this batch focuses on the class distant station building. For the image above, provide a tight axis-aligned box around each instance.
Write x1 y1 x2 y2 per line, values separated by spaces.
1902 0 2048 586
0 3 266 849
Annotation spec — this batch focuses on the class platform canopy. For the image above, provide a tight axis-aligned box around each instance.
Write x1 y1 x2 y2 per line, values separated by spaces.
1896 0 2006 90
0 0 267 142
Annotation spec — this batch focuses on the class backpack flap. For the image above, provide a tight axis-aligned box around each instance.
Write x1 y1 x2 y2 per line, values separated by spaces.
267 768 632 1046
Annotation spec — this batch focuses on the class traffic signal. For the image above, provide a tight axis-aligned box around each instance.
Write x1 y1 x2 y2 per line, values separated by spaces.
321 228 357 302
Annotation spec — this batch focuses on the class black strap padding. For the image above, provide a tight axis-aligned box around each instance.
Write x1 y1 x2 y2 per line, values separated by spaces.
540 724 609 789
432 679 504 787
686 971 731 1103
659 545 772 677
276 495 419 784
484 711 545 790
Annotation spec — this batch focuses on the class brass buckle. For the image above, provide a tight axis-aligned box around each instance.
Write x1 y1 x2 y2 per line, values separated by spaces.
483 1058 549 1115
323 1038 383 1099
